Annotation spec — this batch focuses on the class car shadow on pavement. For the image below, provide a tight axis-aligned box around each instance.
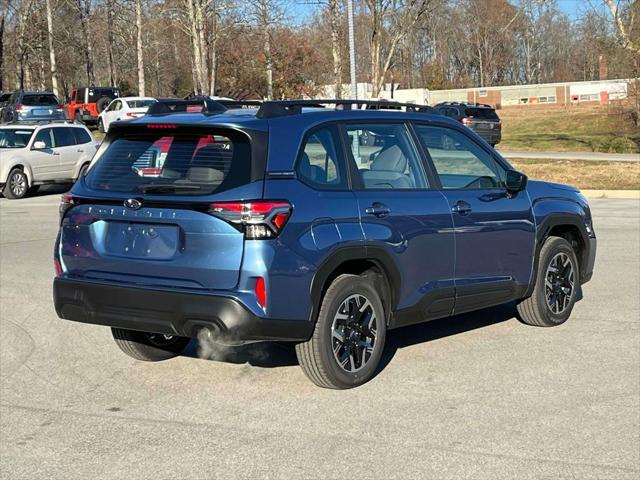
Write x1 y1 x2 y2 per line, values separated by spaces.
181 302 518 371
0 184 71 200
376 302 518 375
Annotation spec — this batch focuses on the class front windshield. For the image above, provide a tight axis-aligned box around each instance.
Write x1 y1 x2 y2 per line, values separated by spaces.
0 129 34 148
128 99 156 109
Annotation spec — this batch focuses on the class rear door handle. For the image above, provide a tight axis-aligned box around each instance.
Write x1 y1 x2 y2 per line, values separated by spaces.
77 149 84 152
365 203 391 218
452 201 472 215
52 151 60 156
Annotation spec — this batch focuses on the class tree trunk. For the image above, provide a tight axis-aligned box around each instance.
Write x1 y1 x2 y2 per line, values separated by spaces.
186 0 204 94
107 0 117 86
0 12 5 91
135 0 145 96
259 2 273 100
45 0 59 97
329 0 342 98
77 0 95 85
196 0 208 96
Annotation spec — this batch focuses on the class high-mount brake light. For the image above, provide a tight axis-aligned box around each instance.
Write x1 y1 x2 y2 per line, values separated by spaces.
209 201 292 239
146 123 177 129
59 194 77 222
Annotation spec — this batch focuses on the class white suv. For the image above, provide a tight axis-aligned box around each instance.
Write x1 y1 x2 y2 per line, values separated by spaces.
0 122 98 199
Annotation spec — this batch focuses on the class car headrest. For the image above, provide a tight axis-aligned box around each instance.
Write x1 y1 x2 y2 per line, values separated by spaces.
371 145 406 172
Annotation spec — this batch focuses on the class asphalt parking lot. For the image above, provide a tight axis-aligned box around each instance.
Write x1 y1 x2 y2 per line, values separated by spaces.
0 189 638 479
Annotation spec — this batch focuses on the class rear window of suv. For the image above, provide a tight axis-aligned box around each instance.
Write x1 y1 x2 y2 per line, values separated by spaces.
464 108 499 120
85 130 251 195
22 94 59 106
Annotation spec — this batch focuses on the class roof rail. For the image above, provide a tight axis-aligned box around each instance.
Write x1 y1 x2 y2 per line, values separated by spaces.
256 99 433 119
4 119 80 126
147 98 227 116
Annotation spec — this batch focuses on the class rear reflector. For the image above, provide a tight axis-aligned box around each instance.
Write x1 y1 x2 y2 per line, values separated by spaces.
54 257 63 277
209 201 292 239
255 277 267 309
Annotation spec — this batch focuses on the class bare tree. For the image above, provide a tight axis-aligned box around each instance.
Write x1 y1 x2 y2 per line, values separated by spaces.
604 0 639 53
45 0 59 96
75 0 95 85
364 0 436 97
328 0 343 98
135 0 145 95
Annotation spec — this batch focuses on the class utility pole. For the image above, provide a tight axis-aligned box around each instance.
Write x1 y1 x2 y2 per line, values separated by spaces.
347 0 357 99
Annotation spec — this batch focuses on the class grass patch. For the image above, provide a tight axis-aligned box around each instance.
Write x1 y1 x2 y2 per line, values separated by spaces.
511 159 640 190
499 107 640 154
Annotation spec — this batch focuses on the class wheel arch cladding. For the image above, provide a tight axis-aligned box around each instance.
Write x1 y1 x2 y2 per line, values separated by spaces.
527 214 591 297
309 248 400 326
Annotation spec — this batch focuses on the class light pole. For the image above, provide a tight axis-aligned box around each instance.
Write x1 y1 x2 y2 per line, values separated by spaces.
347 0 357 99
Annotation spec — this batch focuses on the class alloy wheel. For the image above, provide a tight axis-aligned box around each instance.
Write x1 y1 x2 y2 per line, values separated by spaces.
331 294 378 372
10 172 26 198
544 252 575 314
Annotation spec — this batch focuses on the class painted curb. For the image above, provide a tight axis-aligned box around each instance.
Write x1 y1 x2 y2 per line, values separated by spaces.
581 190 640 199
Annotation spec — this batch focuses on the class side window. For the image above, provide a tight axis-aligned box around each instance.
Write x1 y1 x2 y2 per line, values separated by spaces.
72 128 92 145
113 100 122 111
53 127 77 147
344 123 428 190
415 125 504 190
296 125 347 190
33 128 55 148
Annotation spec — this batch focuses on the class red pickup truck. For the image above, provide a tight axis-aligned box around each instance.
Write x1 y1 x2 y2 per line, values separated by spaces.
65 87 120 125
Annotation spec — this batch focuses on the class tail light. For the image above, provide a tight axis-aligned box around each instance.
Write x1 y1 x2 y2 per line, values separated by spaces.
462 117 473 126
15 104 23 111
209 201 292 239
126 112 137 118
59 194 77 222
57 104 64 110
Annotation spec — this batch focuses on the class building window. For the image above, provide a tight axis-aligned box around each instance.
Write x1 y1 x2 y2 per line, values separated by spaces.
479 90 488 97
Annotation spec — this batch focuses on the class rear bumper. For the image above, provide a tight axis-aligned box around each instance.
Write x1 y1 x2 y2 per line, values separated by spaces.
53 277 314 342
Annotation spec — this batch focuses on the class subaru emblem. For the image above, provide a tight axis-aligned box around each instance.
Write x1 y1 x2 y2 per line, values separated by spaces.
124 198 142 210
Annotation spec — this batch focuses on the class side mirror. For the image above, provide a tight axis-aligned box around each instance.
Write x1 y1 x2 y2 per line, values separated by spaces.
32 140 47 150
505 169 527 193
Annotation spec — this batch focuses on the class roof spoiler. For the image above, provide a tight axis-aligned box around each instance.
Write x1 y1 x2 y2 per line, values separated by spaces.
147 98 228 116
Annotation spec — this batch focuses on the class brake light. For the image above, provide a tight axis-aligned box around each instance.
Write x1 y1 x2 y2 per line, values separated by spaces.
15 104 23 111
209 201 292 239
59 194 77 222
126 112 137 117
57 104 64 110
146 123 176 129
255 277 267 309
462 117 473 126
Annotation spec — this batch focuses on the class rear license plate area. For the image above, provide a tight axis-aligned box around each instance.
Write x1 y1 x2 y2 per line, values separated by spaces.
102 222 180 259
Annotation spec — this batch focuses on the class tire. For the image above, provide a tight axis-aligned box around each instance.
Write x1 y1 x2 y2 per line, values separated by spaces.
517 237 580 327
77 163 89 180
96 96 110 113
3 169 29 199
111 328 190 362
295 274 387 389
98 118 105 133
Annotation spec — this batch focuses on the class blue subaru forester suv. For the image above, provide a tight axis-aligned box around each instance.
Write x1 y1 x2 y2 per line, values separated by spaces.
53 99 596 389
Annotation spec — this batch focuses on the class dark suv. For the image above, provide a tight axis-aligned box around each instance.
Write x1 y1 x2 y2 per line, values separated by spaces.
53 99 596 389
1 91 65 123
433 102 501 146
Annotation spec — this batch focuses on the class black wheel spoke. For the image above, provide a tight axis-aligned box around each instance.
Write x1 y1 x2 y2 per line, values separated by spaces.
331 294 377 373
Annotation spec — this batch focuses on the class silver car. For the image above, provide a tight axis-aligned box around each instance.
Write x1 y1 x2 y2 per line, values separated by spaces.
0 122 98 199
1 91 65 124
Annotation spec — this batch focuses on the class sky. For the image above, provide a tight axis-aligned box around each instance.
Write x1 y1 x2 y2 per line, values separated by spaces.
289 0 607 24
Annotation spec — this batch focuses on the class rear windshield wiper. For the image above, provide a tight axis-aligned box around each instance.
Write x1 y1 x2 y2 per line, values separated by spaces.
138 184 204 194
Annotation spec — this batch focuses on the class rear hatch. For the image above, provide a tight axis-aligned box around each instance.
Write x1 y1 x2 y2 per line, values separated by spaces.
465 107 500 133
19 94 64 120
59 125 264 290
